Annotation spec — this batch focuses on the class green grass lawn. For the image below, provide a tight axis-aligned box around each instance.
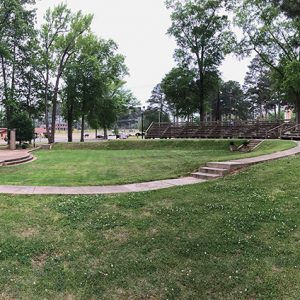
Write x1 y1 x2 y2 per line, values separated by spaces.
0 139 296 186
0 154 299 298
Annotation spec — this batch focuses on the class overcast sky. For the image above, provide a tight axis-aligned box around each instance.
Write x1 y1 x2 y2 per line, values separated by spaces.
35 0 252 105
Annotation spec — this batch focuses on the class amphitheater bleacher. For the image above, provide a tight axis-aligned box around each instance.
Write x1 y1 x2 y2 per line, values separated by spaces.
145 121 295 139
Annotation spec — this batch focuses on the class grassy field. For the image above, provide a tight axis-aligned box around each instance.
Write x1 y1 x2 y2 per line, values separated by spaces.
0 139 296 186
0 154 299 298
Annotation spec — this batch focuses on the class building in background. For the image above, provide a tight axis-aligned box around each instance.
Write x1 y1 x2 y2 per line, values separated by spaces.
0 128 7 140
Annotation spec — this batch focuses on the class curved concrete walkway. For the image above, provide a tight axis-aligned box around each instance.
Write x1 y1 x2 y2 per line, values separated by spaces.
0 141 299 195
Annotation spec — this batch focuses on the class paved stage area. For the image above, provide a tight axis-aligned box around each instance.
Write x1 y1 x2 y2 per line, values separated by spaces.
0 149 32 162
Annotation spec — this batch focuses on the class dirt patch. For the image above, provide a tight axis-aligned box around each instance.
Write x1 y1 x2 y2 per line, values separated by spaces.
103 228 131 242
0 293 17 300
17 227 38 238
148 228 159 236
31 253 48 268
141 210 152 217
272 266 283 273
63 295 76 300
107 287 161 300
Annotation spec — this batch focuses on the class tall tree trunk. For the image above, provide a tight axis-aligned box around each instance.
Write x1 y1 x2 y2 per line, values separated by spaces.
80 114 85 142
10 42 16 101
196 49 205 122
103 126 108 139
67 101 73 142
26 76 32 113
1 55 9 122
50 50 69 144
50 77 60 144
50 58 66 144
198 77 204 122
296 99 300 126
44 66 50 143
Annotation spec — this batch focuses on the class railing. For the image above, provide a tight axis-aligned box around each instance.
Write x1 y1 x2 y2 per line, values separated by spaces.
266 122 293 137
145 122 154 134
280 124 300 136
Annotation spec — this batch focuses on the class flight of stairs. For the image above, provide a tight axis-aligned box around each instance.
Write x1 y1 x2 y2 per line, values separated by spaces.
191 162 245 180
243 139 262 152
191 140 263 180
281 129 300 140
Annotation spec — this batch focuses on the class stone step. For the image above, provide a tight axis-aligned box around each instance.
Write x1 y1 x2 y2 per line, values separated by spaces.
3 154 32 163
191 172 221 180
4 155 34 166
206 162 244 170
281 135 300 140
248 141 260 145
199 167 229 175
41 144 53 150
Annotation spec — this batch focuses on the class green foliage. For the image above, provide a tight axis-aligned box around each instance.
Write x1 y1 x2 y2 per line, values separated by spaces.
142 109 170 130
0 110 4 127
147 84 170 116
271 0 300 19
243 55 279 119
161 67 198 118
283 61 300 96
221 80 249 119
39 4 93 142
8 111 34 144
166 0 234 120
235 0 300 121
0 0 40 123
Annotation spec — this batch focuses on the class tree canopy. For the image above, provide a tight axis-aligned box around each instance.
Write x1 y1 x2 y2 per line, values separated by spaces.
166 0 234 121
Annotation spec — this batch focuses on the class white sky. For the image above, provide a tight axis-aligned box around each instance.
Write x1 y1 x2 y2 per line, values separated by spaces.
35 0 251 105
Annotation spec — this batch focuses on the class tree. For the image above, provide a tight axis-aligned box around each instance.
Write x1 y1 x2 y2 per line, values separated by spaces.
166 0 233 121
243 56 277 118
8 111 34 144
220 80 249 120
234 0 300 123
61 64 81 142
147 84 170 123
88 85 137 140
39 4 92 143
0 0 38 125
161 67 198 121
62 33 131 141
271 0 300 19
0 110 4 127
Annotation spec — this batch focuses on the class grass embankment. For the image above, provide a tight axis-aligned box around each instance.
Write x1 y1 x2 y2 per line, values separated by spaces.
0 155 299 298
0 139 296 186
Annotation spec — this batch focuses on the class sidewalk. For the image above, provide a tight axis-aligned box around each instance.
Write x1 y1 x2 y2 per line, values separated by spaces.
0 141 299 195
